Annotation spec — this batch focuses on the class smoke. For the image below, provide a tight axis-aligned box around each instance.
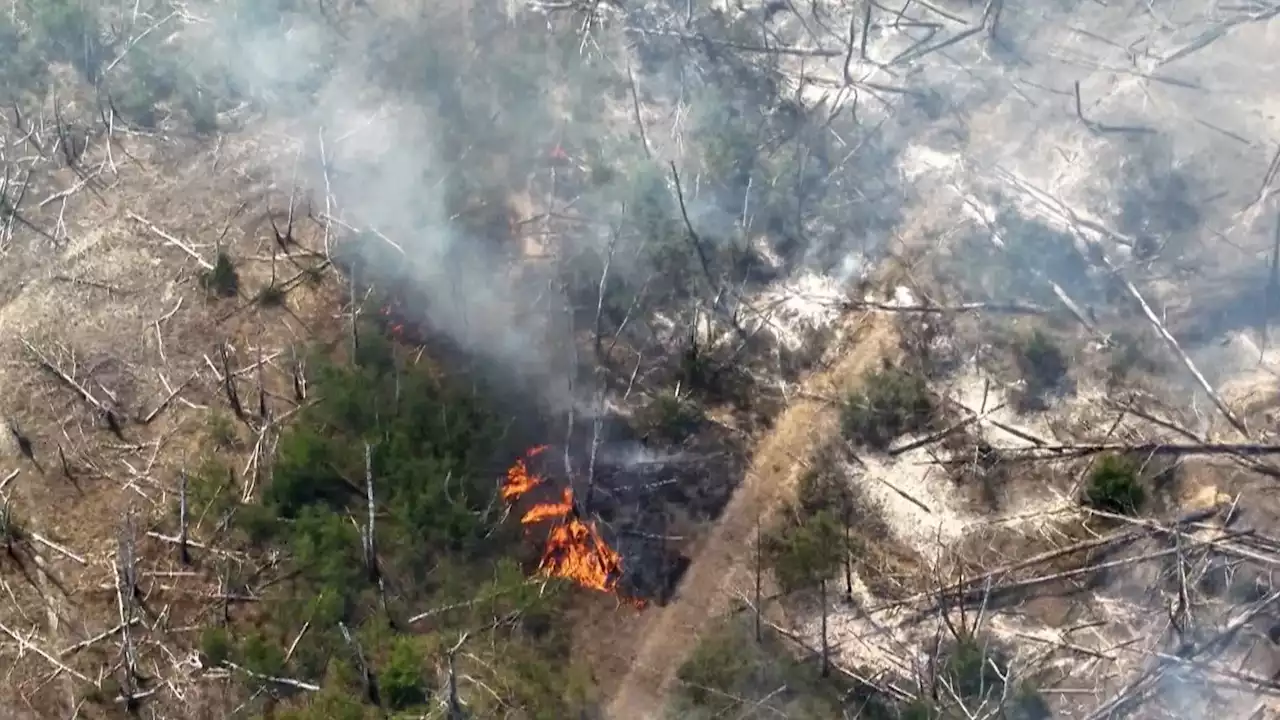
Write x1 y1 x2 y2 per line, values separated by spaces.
178 4 638 401
159 0 899 412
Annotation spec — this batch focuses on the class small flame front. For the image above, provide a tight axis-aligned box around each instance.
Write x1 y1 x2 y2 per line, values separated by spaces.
502 446 639 605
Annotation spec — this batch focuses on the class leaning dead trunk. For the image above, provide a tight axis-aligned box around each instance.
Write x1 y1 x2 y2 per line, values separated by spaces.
754 513 763 643
844 522 853 602
178 470 190 566
820 577 830 677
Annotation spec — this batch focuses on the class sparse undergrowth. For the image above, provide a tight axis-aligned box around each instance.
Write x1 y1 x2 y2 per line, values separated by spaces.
913 634 1049 720
638 390 706 445
1105 330 1162 388
673 614 861 719
202 250 240 297
674 616 1050 719
258 283 287 307
841 364 934 450
1012 329 1069 411
1082 454 1146 516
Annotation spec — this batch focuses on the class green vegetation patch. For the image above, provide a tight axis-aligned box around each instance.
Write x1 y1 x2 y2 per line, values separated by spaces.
841 365 934 450
194 328 595 717
1082 454 1146 516
674 615 858 719
638 390 706 445
900 634 1049 720
202 250 240 297
1012 330 1069 410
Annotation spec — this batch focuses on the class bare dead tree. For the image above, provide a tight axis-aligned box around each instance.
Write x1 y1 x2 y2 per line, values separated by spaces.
583 405 604 517
820 573 830 677
52 99 86 170
56 444 73 481
842 8 858 84
7 420 35 467
9 102 44 156
291 345 307 402
349 269 360 359
755 509 763 643
860 1 873 59
20 337 125 439
1087 588 1280 719
256 344 268 423
269 191 297 252
1262 215 1280 354
363 442 378 583
364 442 393 626
668 162 720 302
447 632 469 720
843 519 854 602
0 165 50 246
218 561 231 625
669 163 752 346
593 230 618 365
625 62 652 159
178 470 190 566
339 621 380 706
217 344 245 420
0 499 20 559
562 280 578 482
116 514 141 708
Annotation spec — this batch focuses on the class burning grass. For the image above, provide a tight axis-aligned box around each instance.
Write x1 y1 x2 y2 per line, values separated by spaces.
503 446 640 604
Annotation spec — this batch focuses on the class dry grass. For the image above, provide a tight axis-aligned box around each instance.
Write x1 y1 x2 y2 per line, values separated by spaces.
0 86 353 715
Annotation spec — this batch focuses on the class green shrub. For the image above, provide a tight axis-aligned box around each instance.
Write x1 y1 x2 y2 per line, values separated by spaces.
264 426 349 517
287 506 365 614
840 366 933 450
1082 455 1145 515
231 502 278 545
207 412 240 449
239 631 286 677
202 250 240 297
639 391 704 444
380 637 426 709
278 659 380 720
1106 330 1160 386
676 614 862 718
199 626 232 667
912 634 1049 719
258 283 286 307
1013 330 1068 409
938 635 1009 702
760 508 845 594
177 457 235 531
676 619 758 714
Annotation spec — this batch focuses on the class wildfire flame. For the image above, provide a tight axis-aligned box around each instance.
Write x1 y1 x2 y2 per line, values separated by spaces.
502 446 638 604
379 304 406 338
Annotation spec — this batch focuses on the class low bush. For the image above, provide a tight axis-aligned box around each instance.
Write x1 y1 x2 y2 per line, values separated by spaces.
202 251 240 297
1013 330 1068 410
840 366 933 450
1082 455 1146 516
639 390 705 444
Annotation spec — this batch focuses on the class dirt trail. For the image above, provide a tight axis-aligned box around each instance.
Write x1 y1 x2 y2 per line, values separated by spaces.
604 311 898 720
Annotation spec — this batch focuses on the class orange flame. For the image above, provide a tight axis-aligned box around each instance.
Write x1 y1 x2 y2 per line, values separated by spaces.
502 447 638 604
502 445 547 502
